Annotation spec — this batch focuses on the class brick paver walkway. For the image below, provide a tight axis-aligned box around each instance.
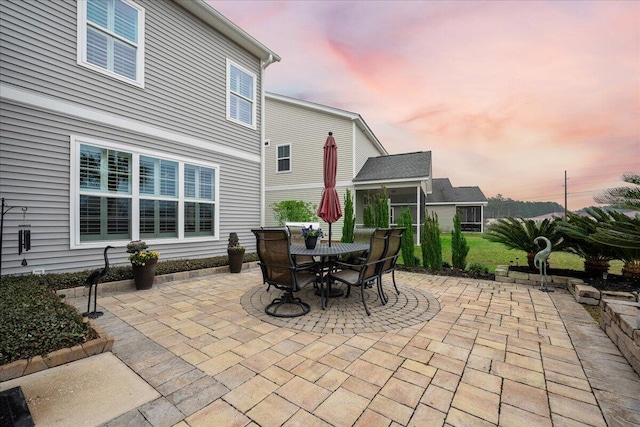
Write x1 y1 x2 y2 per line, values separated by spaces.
68 267 640 426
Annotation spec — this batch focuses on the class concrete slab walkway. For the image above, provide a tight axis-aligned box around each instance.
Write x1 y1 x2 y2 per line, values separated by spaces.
56 267 639 427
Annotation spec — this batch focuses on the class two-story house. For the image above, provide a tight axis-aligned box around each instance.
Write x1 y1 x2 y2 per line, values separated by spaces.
265 93 487 241
264 93 388 238
0 0 279 275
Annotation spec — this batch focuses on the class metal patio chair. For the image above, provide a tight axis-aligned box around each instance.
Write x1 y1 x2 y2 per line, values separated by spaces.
378 227 405 304
252 228 317 318
328 228 389 316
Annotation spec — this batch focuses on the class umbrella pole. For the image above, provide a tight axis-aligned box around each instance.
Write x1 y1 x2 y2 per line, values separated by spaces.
328 223 332 247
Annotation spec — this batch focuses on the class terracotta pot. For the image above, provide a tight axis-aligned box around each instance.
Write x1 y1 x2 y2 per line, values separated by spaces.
228 249 245 273
132 259 157 290
305 236 318 249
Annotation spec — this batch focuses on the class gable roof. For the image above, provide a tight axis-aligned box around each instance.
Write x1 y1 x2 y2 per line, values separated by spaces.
353 151 432 183
174 0 280 63
425 178 487 204
266 92 387 155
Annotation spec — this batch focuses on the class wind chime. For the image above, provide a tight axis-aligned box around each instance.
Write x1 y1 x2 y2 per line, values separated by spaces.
18 207 31 266
0 198 30 275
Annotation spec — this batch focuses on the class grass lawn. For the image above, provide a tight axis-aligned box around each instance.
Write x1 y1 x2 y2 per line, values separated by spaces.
401 233 624 275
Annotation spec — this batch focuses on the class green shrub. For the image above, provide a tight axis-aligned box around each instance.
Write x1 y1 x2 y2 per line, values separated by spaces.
0 281 96 365
374 186 389 228
421 210 442 269
341 189 355 243
467 262 489 275
451 212 469 269
398 208 418 266
271 200 318 225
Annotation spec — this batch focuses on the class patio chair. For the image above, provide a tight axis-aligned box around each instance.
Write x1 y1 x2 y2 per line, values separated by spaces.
341 227 375 263
286 225 316 269
328 228 389 316
252 228 317 318
378 227 405 304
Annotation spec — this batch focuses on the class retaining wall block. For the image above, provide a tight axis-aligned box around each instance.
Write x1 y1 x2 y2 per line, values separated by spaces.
0 359 27 382
495 276 516 283
600 291 636 302
494 266 509 277
43 348 72 368
509 271 530 280
23 356 48 376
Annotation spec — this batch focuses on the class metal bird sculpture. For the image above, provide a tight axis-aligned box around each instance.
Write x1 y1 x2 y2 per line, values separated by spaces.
534 236 553 292
83 245 114 318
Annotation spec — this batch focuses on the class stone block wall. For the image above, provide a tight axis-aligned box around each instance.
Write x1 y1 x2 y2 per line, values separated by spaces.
600 299 640 376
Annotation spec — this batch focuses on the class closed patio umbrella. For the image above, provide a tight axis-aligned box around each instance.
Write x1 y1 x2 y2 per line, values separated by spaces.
317 132 342 247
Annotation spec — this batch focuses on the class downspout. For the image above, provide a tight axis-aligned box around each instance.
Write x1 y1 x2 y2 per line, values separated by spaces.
260 54 275 226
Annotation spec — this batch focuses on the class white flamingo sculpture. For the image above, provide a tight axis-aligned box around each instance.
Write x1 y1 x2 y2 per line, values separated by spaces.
534 236 553 292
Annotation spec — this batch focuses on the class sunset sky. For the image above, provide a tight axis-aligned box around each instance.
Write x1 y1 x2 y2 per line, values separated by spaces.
212 0 639 210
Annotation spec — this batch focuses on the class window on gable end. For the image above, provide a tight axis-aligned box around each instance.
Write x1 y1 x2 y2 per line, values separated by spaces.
226 59 256 129
78 0 145 87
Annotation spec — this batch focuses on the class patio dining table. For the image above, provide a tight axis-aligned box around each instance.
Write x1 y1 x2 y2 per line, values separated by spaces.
290 242 369 310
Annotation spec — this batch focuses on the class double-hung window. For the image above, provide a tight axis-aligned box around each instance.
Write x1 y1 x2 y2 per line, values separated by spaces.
226 59 256 128
277 144 291 172
139 157 178 238
73 137 218 247
79 144 132 241
77 0 145 87
184 165 216 236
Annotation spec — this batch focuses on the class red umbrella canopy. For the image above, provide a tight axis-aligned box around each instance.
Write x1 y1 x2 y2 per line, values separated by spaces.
317 132 343 224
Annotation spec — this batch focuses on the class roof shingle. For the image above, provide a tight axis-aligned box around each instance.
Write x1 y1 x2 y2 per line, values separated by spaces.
353 151 431 182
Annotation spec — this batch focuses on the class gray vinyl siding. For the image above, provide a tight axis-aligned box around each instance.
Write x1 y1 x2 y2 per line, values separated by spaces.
265 98 353 186
0 103 260 275
354 126 384 175
0 0 266 275
0 0 263 156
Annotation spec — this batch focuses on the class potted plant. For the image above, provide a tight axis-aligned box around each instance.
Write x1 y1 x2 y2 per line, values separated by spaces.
227 233 245 273
301 225 324 249
126 240 160 290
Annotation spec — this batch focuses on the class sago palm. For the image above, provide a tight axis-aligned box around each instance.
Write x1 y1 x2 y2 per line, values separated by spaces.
555 207 619 277
591 211 640 279
483 217 563 269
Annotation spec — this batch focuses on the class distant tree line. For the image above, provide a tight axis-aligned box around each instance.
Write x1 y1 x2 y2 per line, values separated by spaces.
485 195 564 219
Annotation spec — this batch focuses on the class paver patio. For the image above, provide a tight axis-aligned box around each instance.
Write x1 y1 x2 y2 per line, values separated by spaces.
66 267 639 426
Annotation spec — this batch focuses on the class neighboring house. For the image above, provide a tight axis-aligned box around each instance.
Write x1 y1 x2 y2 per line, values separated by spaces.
424 178 488 232
0 0 279 275
352 151 433 236
265 94 489 240
264 93 387 238
265 93 435 242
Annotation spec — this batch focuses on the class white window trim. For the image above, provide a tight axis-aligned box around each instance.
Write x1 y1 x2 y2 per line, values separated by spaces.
276 143 291 173
226 58 257 130
70 135 219 249
77 0 146 88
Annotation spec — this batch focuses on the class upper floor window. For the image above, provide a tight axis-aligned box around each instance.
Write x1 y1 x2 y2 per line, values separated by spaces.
226 59 256 129
277 144 291 172
77 0 145 87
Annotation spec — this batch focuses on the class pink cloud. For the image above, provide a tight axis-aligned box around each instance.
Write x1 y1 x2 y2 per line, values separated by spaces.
211 0 639 209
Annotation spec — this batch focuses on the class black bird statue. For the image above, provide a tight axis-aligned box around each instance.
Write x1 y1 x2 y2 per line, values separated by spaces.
83 246 114 319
